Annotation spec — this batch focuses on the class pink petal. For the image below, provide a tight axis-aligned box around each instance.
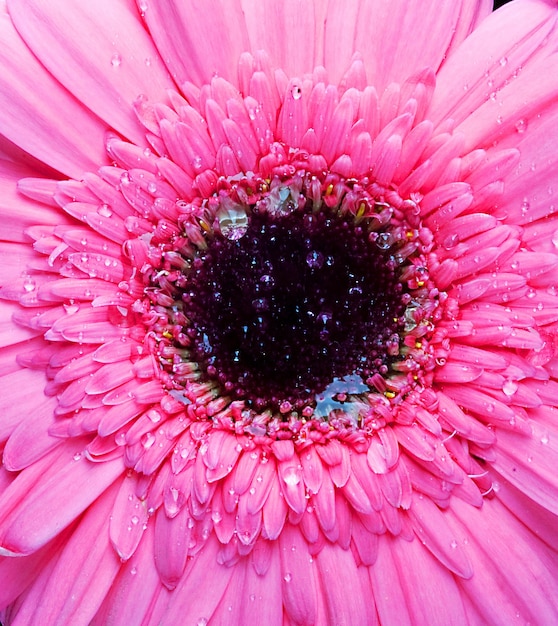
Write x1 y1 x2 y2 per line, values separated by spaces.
351 0 473 92
142 0 249 87
0 5 108 177
450 497 558 624
153 505 192 589
157 536 234 625
93 523 164 626
13 482 121 626
8 0 173 145
456 52 558 153
315 541 370 624
0 449 124 554
0 162 69 243
0 368 53 443
279 523 318 625
109 474 148 561
2 395 60 471
390 529 469 624
369 535 413 625
430 0 558 129
242 0 317 80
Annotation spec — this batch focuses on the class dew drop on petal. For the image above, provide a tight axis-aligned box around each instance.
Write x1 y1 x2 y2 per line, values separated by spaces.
514 119 527 134
217 201 249 240
111 53 122 68
502 379 518 397
283 467 301 486
98 204 113 217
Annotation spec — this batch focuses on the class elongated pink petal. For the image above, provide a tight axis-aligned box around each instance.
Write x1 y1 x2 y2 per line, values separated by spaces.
0 451 124 554
142 0 250 87
0 5 109 177
8 0 174 145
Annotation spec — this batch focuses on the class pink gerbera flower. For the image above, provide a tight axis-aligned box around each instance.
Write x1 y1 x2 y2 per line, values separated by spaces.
1 0 558 623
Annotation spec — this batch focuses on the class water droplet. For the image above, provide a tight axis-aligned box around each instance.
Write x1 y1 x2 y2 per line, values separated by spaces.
131 515 140 525
197 619 208 626
142 432 156 449
130 566 138 575
499 56 508 67
541 433 549 444
217 199 249 240
306 250 324 269
502 379 518 397
450 540 458 549
442 233 459 249
551 230 558 249
291 85 302 100
22 277 36 292
260 274 275 289
115 432 127 446
283 467 301 486
514 119 527 134
73 452 82 461
98 204 113 217
111 53 122 68
375 232 393 250
283 573 292 583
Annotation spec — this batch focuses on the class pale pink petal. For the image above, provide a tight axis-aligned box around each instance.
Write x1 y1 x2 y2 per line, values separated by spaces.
350 0 480 92
92 524 165 626
0 162 70 243
450 497 558 623
430 0 558 129
142 0 250 87
0 6 109 177
315 541 370 624
241 0 317 80
0 369 53 444
11 482 121 626
0 450 124 554
156 536 234 625
8 0 174 145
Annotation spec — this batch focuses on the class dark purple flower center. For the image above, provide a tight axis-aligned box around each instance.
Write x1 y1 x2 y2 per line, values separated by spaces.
183 200 406 410
145 166 441 424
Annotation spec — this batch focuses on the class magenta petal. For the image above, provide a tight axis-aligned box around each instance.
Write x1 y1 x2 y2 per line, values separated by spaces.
157 536 234 625
0 451 124 554
142 0 249 87
0 6 109 177
8 0 174 146
13 482 121 626
430 0 558 129
351 0 474 92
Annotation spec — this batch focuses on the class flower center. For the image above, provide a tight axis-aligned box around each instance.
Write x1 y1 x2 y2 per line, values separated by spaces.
145 161 443 427
185 197 405 411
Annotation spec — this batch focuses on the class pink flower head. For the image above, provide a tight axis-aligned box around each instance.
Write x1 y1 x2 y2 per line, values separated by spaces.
1 0 558 624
